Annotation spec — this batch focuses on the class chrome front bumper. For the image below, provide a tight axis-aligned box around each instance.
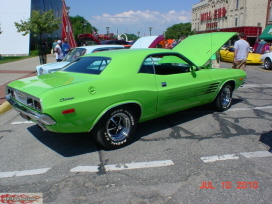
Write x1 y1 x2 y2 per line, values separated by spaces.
6 94 56 127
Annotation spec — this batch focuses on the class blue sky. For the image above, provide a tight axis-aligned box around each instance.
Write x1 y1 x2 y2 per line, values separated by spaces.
65 0 200 37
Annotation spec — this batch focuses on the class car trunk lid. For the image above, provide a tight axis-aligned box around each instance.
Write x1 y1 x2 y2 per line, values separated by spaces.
7 71 97 97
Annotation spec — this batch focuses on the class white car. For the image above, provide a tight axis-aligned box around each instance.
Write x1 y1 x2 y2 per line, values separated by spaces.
36 45 125 75
36 35 165 75
260 52 272 69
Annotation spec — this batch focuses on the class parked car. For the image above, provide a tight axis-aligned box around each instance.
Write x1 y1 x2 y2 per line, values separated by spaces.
220 46 262 64
36 36 165 75
36 45 125 75
101 40 131 48
260 52 272 69
6 32 246 149
130 35 164 48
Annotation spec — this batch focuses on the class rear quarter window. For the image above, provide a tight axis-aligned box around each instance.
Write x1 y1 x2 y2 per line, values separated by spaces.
62 57 111 75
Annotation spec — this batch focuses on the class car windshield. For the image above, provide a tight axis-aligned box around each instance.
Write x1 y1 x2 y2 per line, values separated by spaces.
62 57 111 75
62 48 87 62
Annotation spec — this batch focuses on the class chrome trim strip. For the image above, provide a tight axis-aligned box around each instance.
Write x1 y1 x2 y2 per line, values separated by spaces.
6 94 56 126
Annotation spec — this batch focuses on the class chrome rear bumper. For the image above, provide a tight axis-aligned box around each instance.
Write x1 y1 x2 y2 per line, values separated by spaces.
6 94 56 126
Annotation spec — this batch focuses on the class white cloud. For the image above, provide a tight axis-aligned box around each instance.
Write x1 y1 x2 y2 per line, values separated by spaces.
89 10 192 36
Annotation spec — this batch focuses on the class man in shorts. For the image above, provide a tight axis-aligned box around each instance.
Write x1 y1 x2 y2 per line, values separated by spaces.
232 32 249 87
232 32 250 71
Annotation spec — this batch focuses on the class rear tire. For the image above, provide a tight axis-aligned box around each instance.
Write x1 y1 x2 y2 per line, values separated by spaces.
264 58 272 70
212 84 233 112
92 106 137 150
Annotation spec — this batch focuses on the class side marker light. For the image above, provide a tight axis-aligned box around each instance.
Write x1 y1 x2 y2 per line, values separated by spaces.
62 109 75 114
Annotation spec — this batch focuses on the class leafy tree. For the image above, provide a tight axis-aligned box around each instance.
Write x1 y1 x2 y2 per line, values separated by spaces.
165 22 194 39
116 33 138 41
69 15 98 44
14 10 61 64
125 34 138 41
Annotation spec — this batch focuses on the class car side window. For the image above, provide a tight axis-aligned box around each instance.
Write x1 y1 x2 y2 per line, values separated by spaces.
139 54 191 75
228 47 234 52
139 57 155 74
87 59 110 71
63 57 111 75
74 51 82 59
64 48 87 62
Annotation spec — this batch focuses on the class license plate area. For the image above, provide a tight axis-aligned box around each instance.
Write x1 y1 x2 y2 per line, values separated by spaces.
20 113 30 121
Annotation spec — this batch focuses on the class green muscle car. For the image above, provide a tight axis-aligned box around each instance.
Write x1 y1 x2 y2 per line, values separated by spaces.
6 32 246 149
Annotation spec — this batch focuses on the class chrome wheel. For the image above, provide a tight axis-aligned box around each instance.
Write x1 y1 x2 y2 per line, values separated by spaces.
106 113 131 142
93 107 137 149
221 86 232 109
264 58 272 70
212 84 233 112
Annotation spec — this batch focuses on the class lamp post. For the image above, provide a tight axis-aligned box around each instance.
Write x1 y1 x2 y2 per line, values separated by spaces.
66 7 70 42
149 27 152 36
106 27 110 36
137 31 140 38
163 20 168 36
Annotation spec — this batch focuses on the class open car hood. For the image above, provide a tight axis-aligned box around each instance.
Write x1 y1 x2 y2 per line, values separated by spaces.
131 35 164 48
173 32 237 67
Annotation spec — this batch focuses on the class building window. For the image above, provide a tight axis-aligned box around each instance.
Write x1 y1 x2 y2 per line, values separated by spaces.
235 17 238 26
236 0 239 9
269 3 272 22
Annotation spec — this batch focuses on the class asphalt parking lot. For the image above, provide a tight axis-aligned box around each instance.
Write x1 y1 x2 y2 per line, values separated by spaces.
0 61 272 203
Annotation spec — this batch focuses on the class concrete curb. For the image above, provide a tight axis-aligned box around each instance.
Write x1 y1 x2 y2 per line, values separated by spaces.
0 101 12 115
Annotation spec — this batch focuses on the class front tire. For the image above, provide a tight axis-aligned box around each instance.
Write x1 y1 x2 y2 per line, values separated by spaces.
212 84 233 112
264 58 272 70
92 106 137 149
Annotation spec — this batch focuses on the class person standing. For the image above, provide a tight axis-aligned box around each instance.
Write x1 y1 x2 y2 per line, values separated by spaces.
39 39 48 64
232 32 250 71
62 39 71 57
264 43 270 53
172 39 177 47
52 39 58 54
209 50 220 68
54 40 63 62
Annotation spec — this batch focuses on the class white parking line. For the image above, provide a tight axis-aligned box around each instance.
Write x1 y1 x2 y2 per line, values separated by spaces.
11 121 34 124
200 154 239 163
1 150 271 179
70 160 174 173
243 84 272 88
201 151 272 163
240 151 272 158
228 106 272 112
0 168 51 179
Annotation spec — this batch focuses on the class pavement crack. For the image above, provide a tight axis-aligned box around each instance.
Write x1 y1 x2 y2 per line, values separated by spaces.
97 149 107 175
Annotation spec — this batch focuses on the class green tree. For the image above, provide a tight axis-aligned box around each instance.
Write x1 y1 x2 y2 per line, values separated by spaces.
69 15 98 44
14 10 61 64
165 22 194 39
125 34 138 41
